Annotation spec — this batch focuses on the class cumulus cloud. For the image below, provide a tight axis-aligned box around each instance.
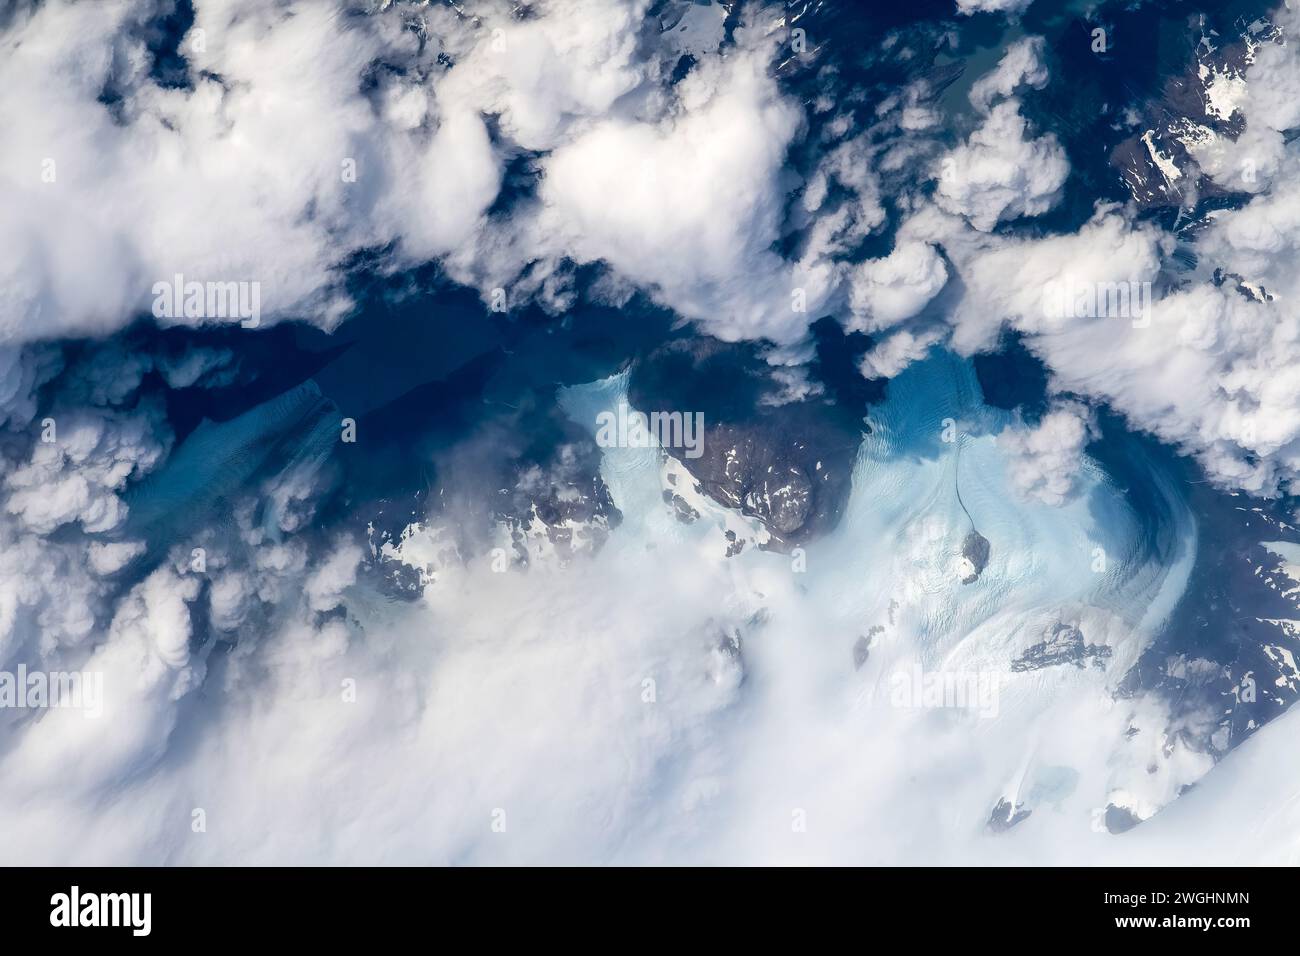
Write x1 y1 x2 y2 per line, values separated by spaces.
0 0 499 343
937 207 1166 351
538 43 836 344
87 540 147 577
927 172 1300 493
4 401 170 535
0 345 60 428
0 529 103 660
2 565 202 804
998 402 1097 506
800 134 889 258
0 327 362 798
305 540 365 613
847 240 949 331
955 0 1035 17
857 327 945 379
933 99 1069 232
0 0 849 350
0 342 172 670
968 36 1049 113
435 0 652 154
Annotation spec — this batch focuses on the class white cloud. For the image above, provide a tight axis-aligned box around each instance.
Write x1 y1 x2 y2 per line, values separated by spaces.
0 345 60 428
305 540 364 613
930 186 1300 493
858 327 945 379
2 565 202 803
0 0 873 351
539 44 835 344
940 207 1165 351
847 240 949 331
969 36 1048 113
435 0 651 154
955 0 1035 17
87 540 147 577
4 400 171 535
997 402 1097 506
933 99 1069 232
0 0 500 343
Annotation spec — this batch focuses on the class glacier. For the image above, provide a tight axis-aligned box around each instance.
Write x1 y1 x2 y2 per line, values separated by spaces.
544 347 1209 859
